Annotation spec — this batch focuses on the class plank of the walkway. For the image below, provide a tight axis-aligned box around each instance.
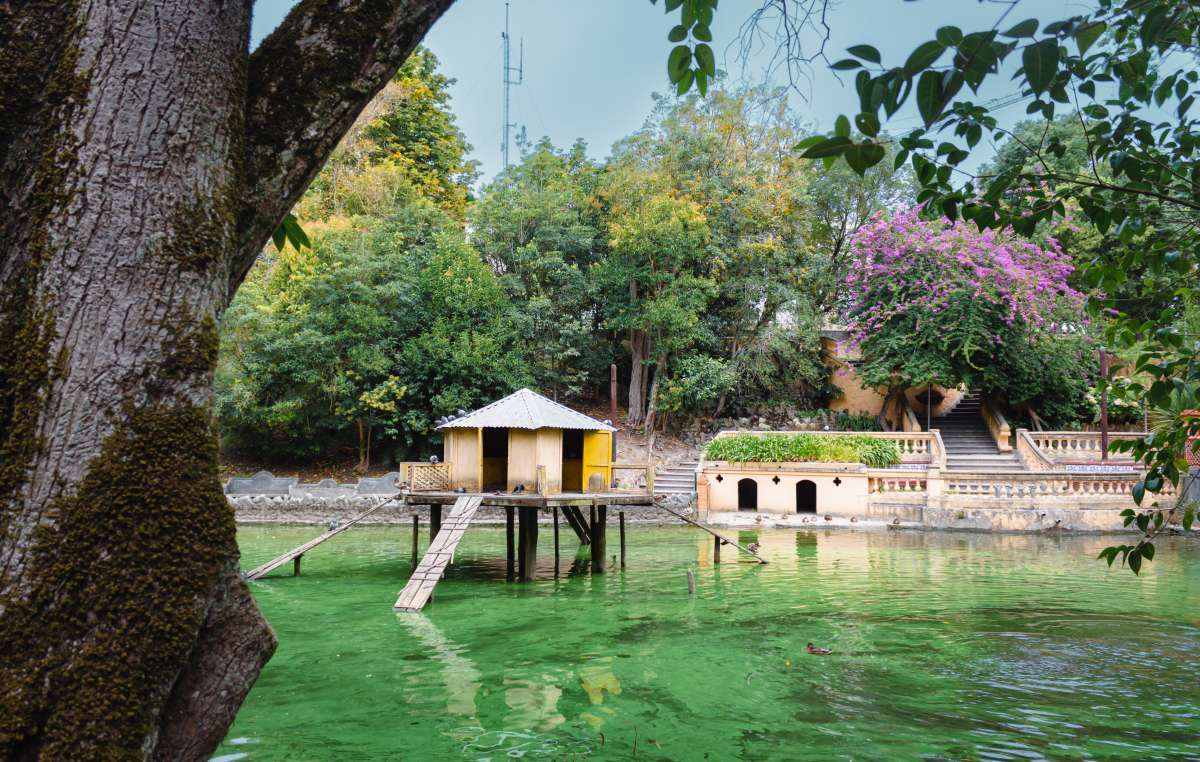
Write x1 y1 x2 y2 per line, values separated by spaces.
656 503 768 564
245 493 404 580
394 495 484 612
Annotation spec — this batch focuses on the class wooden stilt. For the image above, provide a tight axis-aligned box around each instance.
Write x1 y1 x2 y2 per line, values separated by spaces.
293 554 302 576
505 507 515 582
562 506 590 544
687 568 696 594
590 505 607 574
553 507 560 567
430 503 442 541
714 534 721 564
518 506 538 581
619 511 626 567
411 513 419 565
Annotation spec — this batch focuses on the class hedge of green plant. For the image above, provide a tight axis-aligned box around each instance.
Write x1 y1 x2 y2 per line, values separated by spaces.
703 433 901 468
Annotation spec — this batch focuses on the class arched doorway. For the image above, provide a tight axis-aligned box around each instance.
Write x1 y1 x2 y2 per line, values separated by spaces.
796 480 816 514
737 478 758 511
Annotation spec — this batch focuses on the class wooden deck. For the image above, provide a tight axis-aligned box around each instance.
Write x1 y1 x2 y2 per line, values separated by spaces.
407 490 656 508
394 495 484 612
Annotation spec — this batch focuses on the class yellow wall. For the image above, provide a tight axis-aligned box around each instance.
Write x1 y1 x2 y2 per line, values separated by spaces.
582 431 612 493
535 428 563 494
444 428 480 491
507 429 538 491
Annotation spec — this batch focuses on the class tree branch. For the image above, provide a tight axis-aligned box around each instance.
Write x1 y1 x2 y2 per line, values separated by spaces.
232 0 458 296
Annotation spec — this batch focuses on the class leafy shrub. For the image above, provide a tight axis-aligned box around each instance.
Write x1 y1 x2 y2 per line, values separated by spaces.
704 433 900 467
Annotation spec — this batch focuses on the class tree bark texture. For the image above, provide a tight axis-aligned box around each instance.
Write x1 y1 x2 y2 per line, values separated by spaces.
0 1 454 759
627 330 650 426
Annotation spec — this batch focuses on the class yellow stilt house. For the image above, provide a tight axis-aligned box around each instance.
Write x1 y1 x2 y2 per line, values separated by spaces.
438 388 615 494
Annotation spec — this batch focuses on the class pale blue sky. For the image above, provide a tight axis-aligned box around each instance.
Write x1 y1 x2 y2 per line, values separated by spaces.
252 0 1084 184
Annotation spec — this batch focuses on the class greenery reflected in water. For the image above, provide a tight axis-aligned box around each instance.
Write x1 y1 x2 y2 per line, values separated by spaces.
218 526 1200 761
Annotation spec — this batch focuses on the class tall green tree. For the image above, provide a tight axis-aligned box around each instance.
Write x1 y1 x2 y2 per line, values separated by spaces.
470 139 607 399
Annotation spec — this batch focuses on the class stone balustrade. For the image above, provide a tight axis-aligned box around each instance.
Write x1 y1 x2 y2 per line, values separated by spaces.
1027 431 1144 462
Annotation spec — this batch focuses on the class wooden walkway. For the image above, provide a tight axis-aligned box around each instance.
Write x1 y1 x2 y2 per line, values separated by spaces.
656 503 768 564
394 495 484 612
244 493 404 580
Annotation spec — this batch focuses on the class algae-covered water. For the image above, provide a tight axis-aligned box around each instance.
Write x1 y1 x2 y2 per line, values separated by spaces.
218 525 1200 761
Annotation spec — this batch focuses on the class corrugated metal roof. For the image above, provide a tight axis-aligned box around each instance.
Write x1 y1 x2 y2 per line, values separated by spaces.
436 388 616 432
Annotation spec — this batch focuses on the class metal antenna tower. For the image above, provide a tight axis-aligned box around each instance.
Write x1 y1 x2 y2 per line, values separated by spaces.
501 1 523 170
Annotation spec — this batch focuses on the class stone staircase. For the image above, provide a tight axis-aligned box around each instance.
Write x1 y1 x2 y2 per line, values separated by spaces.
935 392 1024 472
654 460 699 495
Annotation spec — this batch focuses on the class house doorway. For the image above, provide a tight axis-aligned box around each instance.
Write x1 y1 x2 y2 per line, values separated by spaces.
737 478 758 511
796 480 816 514
481 427 508 490
562 429 584 492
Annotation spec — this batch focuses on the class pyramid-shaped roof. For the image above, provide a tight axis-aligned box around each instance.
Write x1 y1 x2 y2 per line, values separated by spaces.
437 388 616 432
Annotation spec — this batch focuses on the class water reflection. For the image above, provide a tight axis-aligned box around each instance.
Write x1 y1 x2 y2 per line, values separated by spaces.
226 525 1200 761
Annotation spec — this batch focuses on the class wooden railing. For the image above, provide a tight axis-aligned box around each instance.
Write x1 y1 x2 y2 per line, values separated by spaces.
611 462 655 494
405 463 451 492
1028 431 1145 462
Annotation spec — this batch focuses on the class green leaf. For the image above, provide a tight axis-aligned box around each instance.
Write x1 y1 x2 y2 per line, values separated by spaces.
668 45 692 82
1142 541 1155 561
904 40 945 77
831 58 862 71
664 0 683 11
798 135 853 159
272 224 287 252
1128 548 1142 575
1002 18 1039 38
668 24 688 43
793 135 824 151
695 68 708 96
1022 38 1059 94
915 70 944 126
1080 20 1104 54
843 141 886 176
855 112 880 137
936 26 962 46
692 23 712 42
834 114 851 138
694 43 715 76
676 68 695 95
847 44 881 64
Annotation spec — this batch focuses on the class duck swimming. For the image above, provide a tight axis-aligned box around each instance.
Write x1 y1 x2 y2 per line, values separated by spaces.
806 643 833 656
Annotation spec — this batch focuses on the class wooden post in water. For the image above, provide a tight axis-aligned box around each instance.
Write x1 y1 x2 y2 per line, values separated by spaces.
518 506 538 581
293 554 302 577
410 514 419 565
619 511 626 567
687 568 696 594
713 534 721 564
590 505 607 573
430 503 442 541
553 507 560 566
505 507 515 582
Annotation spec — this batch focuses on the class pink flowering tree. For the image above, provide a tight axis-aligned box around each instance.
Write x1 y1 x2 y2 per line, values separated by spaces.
843 209 1087 421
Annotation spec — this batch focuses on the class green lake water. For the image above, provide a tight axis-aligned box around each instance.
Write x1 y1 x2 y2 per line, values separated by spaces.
218 525 1200 761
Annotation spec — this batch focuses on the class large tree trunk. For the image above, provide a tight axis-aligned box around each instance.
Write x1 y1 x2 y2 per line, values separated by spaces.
627 331 651 426
0 1 454 758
